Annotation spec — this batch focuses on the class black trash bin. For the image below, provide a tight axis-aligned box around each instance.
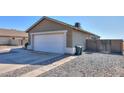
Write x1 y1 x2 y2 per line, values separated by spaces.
75 46 83 55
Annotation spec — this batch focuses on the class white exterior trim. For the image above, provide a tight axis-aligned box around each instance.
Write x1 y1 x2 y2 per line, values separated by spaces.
30 30 67 50
30 30 68 35
28 30 76 54
65 47 75 54
28 30 69 54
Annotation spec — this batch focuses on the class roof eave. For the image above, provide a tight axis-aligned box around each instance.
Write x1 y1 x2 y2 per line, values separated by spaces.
26 16 100 37
26 16 47 32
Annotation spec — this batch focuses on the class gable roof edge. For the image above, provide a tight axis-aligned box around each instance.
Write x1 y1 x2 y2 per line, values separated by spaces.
26 16 100 38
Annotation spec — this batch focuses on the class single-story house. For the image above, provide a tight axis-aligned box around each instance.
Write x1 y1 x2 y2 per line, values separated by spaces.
0 28 28 46
26 16 100 54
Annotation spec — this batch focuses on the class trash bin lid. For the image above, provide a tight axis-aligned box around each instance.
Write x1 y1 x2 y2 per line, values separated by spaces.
76 46 82 48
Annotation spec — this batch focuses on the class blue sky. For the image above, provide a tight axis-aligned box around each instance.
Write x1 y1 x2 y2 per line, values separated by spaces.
0 16 124 39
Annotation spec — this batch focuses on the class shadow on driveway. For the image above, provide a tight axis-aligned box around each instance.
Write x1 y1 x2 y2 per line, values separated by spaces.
0 48 69 65
84 50 123 56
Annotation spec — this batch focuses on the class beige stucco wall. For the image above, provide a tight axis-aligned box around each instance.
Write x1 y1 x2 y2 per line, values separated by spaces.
29 19 65 32
10 38 28 46
28 19 98 49
72 30 87 50
111 40 123 53
86 40 123 54
10 39 19 46
29 19 73 48
0 37 27 46
0 37 10 45
72 29 99 50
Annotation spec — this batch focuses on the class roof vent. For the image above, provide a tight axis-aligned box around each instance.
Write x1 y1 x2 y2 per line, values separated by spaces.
74 22 81 28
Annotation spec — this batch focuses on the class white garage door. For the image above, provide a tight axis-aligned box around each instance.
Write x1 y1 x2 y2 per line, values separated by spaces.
33 33 65 54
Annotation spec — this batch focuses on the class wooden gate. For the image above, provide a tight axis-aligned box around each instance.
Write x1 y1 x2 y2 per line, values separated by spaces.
86 39 123 54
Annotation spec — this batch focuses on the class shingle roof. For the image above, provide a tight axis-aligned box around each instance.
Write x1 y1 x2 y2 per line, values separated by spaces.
26 16 100 37
0 28 28 37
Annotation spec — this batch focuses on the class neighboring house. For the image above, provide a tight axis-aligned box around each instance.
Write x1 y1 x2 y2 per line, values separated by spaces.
0 28 28 46
26 16 100 54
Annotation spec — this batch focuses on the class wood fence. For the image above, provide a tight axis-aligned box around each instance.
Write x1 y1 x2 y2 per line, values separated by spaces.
86 39 123 54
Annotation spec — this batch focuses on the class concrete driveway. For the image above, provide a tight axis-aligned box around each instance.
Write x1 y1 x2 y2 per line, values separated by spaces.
0 48 63 76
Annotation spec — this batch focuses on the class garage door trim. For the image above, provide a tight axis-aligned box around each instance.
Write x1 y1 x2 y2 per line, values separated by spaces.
31 30 67 53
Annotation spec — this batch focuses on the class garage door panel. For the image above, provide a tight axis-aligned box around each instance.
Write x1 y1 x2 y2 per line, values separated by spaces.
0 37 9 45
33 34 65 54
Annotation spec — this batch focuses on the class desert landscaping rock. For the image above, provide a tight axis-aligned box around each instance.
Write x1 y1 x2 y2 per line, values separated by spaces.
1 48 124 77
38 52 124 77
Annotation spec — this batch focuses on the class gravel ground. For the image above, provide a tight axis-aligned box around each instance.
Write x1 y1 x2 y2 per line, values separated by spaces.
0 65 41 77
38 52 124 77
